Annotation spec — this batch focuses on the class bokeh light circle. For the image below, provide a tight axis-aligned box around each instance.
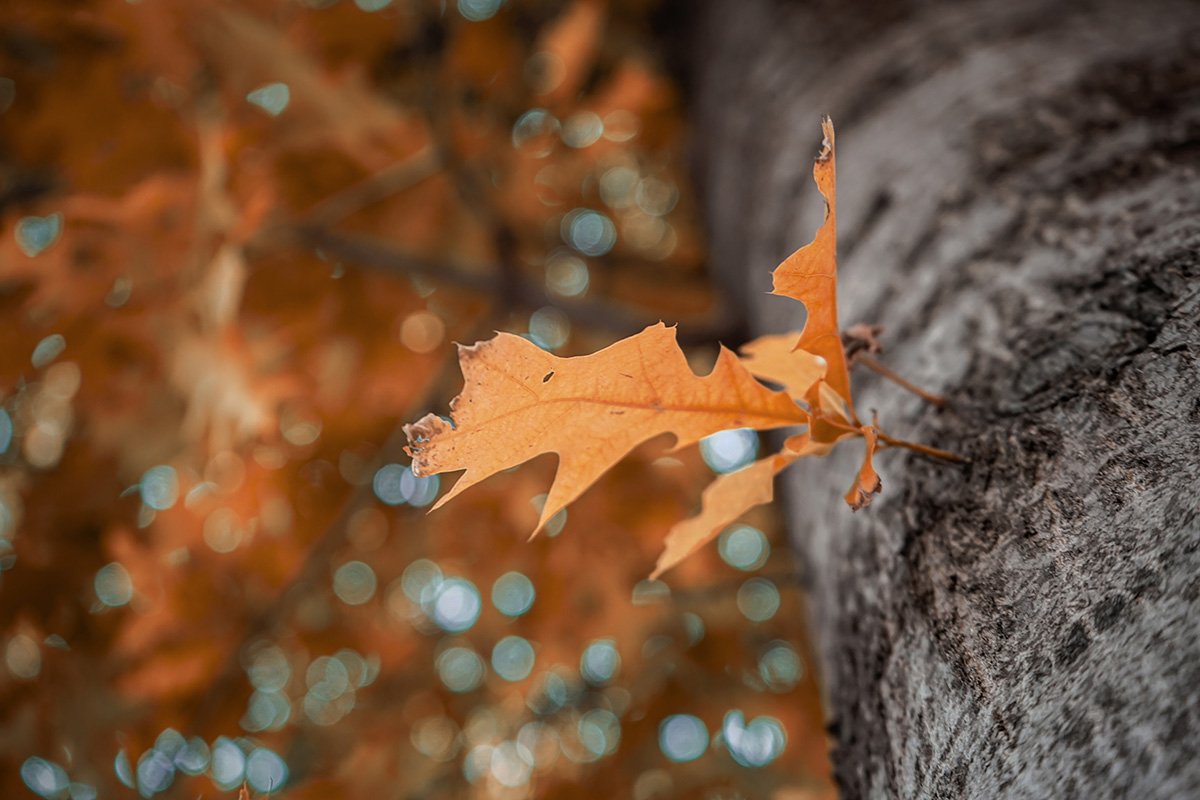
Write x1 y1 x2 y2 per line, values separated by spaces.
209 737 246 790
723 710 787 767
430 577 482 632
411 715 460 761
491 636 536 682
699 429 759 474
736 578 781 622
245 748 288 792
759 641 804 692
562 209 617 257
333 561 377 605
718 525 770 571
511 108 559 157
373 464 407 505
437 646 486 693
492 571 535 617
95 562 134 607
401 558 443 603
580 638 621 685
20 757 68 799
140 465 179 511
490 741 533 788
658 715 708 763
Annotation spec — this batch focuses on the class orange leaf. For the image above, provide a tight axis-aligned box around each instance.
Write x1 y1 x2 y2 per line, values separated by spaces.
652 452 792 579
771 116 845 398
770 116 854 442
844 426 882 510
738 332 827 401
405 323 808 534
654 399 870 577
782 430 836 459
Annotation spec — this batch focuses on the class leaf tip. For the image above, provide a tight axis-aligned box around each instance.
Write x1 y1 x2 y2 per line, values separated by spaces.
817 115 835 162
457 338 489 360
403 413 453 476
649 546 676 581
427 477 465 513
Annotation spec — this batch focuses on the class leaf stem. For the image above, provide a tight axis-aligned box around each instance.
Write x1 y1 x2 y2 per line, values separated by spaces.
813 412 965 463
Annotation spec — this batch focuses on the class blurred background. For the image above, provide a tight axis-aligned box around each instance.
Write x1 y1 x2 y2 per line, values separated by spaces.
0 1 834 797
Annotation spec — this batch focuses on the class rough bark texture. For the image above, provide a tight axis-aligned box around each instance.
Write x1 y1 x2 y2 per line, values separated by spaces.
692 1 1200 797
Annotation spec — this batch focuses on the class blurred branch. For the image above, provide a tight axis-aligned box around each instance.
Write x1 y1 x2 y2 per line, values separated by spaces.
401 42 746 347
270 224 743 347
417 55 528 322
300 144 441 227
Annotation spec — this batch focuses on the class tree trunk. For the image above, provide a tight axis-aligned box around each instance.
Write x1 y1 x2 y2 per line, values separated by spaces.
692 1 1200 797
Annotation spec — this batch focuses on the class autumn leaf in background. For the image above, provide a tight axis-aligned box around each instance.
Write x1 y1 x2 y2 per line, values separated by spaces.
408 116 956 580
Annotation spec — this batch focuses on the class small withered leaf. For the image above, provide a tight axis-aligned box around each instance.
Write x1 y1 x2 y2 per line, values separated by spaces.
844 426 882 511
652 452 792 579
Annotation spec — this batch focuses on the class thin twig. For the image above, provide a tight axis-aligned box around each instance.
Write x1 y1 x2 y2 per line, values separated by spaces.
853 353 947 408
875 430 965 463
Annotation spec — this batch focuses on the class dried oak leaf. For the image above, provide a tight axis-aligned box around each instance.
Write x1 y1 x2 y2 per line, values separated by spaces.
404 323 808 534
770 115 854 443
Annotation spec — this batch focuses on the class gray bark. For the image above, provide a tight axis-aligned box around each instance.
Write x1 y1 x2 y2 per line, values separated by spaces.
692 0 1200 797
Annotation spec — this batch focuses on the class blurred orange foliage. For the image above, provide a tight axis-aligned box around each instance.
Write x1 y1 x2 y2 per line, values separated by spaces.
0 1 834 798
